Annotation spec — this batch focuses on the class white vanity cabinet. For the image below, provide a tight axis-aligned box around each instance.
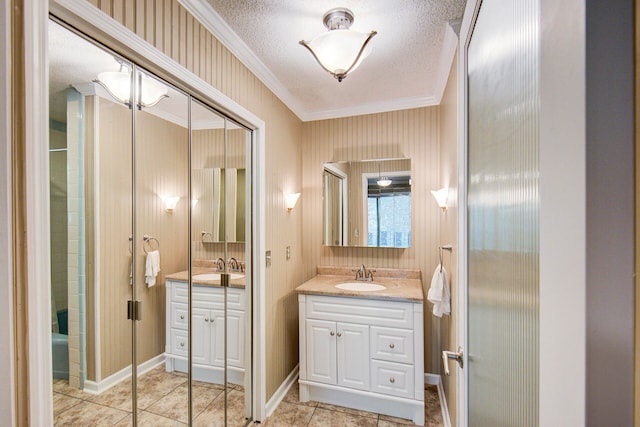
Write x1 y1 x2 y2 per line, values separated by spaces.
165 280 245 385
299 293 424 426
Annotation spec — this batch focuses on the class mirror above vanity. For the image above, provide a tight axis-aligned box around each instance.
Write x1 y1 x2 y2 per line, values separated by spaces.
192 167 246 243
323 158 411 248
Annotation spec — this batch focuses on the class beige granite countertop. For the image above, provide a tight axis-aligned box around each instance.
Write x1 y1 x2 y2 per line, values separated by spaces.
165 268 245 289
296 266 423 302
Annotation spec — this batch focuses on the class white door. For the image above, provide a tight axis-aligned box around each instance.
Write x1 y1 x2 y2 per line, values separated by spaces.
336 322 370 391
191 307 210 365
306 319 337 385
226 309 245 368
457 0 542 425
210 309 226 366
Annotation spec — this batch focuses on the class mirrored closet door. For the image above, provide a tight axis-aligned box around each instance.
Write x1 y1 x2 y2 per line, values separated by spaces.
48 18 253 426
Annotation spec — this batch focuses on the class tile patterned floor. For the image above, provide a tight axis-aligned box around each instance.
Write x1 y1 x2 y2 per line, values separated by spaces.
53 367 443 426
262 383 443 427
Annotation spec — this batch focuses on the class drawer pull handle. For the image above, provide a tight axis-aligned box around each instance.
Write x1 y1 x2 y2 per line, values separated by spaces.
330 331 335 336
180 315 184 320
180 342 185 347
389 343 395 349
389 377 395 384
337 332 342 337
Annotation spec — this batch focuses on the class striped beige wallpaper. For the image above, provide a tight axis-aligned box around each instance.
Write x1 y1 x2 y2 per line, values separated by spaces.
301 108 444 372
90 98 190 379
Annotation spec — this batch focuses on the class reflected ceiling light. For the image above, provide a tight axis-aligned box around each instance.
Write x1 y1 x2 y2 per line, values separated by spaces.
94 60 169 108
299 8 377 82
377 177 392 187
431 188 448 211
285 192 301 212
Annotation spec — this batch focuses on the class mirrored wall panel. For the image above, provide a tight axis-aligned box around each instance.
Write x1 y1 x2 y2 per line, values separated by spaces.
49 18 253 426
323 158 412 248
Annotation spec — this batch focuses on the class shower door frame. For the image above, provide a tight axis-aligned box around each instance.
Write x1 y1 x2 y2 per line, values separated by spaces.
25 0 268 423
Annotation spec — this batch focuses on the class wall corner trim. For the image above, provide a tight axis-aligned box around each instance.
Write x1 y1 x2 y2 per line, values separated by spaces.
424 373 451 427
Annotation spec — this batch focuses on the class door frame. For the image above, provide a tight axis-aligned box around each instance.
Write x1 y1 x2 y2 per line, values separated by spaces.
26 0 268 422
455 1 481 425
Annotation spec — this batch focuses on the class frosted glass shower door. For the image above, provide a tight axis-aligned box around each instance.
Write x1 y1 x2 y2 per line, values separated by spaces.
467 0 540 426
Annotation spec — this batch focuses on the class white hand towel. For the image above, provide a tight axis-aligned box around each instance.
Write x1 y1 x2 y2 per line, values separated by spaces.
145 250 161 287
427 264 450 317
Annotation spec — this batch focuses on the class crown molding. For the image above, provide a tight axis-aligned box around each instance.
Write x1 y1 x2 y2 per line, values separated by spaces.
299 95 440 122
432 23 460 105
178 0 306 120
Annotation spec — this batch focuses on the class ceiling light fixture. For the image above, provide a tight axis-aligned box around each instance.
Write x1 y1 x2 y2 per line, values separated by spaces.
299 8 377 82
377 177 392 187
94 60 169 108
377 161 392 187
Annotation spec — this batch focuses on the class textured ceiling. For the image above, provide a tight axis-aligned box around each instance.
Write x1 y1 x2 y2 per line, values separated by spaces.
203 0 466 119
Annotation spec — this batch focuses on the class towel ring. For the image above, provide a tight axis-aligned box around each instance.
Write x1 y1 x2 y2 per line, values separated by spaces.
143 234 160 254
438 245 453 272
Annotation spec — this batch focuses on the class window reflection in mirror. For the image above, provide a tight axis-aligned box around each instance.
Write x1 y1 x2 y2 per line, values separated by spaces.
323 158 411 248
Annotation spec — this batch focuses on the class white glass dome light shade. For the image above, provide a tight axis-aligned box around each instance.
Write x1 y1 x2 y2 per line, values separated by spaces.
95 70 169 108
95 70 132 105
304 29 376 81
300 7 377 82
138 73 170 108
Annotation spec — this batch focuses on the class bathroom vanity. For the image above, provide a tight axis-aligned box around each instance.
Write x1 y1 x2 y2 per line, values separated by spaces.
164 271 246 386
296 266 425 426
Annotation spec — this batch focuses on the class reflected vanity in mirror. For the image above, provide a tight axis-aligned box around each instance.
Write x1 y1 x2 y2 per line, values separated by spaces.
323 158 412 248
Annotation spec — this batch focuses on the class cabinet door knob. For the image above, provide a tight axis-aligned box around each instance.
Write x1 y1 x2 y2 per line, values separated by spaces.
330 331 335 336
180 315 185 320
205 317 209 322
337 332 342 337
180 342 185 347
389 343 395 349
389 377 395 384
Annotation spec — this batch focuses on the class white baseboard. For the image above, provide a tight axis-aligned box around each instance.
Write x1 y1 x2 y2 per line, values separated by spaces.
83 354 165 395
424 373 451 427
265 364 299 418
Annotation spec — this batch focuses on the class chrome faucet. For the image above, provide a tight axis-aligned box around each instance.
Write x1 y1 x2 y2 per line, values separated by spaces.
227 257 240 272
352 264 375 282
215 257 225 272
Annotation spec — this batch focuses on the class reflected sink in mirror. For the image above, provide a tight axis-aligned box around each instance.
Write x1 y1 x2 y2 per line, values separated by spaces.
192 273 244 281
335 282 387 292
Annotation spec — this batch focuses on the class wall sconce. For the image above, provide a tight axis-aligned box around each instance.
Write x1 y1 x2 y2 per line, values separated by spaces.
163 196 180 212
285 192 301 212
431 188 448 211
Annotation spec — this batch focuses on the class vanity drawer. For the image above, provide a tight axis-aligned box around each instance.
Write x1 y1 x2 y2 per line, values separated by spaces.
171 329 189 357
305 295 413 328
170 281 245 311
171 303 188 330
370 326 414 364
371 360 414 399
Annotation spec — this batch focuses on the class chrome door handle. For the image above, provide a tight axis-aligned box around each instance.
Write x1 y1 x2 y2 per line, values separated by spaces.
442 347 464 376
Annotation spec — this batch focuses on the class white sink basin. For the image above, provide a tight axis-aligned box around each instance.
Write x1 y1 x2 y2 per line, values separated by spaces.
192 273 243 281
335 282 386 292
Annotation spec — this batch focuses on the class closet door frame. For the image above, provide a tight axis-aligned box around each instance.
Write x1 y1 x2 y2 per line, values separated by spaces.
27 0 267 422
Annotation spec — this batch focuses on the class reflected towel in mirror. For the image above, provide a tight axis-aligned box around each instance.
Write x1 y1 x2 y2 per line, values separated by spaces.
145 250 161 287
427 264 450 317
